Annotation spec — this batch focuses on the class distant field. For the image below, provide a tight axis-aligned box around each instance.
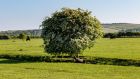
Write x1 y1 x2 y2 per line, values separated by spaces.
0 39 45 56
0 38 140 60
0 58 140 79
103 28 119 33
103 23 140 31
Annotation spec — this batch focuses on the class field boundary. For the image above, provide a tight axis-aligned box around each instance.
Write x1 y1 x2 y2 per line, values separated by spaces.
0 54 140 67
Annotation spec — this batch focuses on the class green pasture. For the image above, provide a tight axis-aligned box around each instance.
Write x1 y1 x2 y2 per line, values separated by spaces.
0 38 140 79
84 38 140 60
0 59 140 79
0 39 45 56
0 38 140 60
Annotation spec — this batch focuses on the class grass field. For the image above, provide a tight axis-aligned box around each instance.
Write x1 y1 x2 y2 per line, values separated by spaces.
0 59 140 79
0 38 140 59
0 39 45 56
0 38 140 79
84 38 140 60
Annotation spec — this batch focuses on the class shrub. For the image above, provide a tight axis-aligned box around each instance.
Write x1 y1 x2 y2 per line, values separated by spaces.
18 33 27 40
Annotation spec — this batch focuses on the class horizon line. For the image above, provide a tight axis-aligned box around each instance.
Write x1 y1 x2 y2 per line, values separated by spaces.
0 22 140 31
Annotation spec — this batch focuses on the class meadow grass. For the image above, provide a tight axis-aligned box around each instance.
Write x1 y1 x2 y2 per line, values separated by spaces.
0 58 140 79
0 38 140 79
0 38 140 60
84 38 140 60
0 39 46 56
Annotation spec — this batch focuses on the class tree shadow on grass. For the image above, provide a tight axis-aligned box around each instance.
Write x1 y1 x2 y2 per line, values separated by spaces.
0 59 31 64
85 57 140 67
1 56 140 67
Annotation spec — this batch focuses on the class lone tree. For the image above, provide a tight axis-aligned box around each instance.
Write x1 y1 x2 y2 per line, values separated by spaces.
41 8 103 56
18 33 27 41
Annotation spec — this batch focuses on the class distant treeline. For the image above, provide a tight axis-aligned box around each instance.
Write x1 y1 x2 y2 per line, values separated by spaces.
0 35 10 40
0 34 41 40
104 32 140 38
0 29 41 36
0 29 140 40
0 29 42 39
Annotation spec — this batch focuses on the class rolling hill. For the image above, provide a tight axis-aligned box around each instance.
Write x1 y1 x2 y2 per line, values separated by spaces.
102 23 140 33
0 23 140 36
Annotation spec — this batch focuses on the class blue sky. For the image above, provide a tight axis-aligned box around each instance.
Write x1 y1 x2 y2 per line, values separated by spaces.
0 0 140 31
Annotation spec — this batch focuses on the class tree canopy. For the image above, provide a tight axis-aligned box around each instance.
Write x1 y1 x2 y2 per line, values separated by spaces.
41 8 103 56
18 33 27 40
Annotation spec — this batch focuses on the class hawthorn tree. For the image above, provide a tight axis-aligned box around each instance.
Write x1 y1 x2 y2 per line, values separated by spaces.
41 8 103 56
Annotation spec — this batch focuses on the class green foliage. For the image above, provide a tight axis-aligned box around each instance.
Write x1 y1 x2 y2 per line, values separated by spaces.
0 35 10 40
41 8 103 55
104 32 140 38
26 36 31 41
18 33 27 40
104 33 117 39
